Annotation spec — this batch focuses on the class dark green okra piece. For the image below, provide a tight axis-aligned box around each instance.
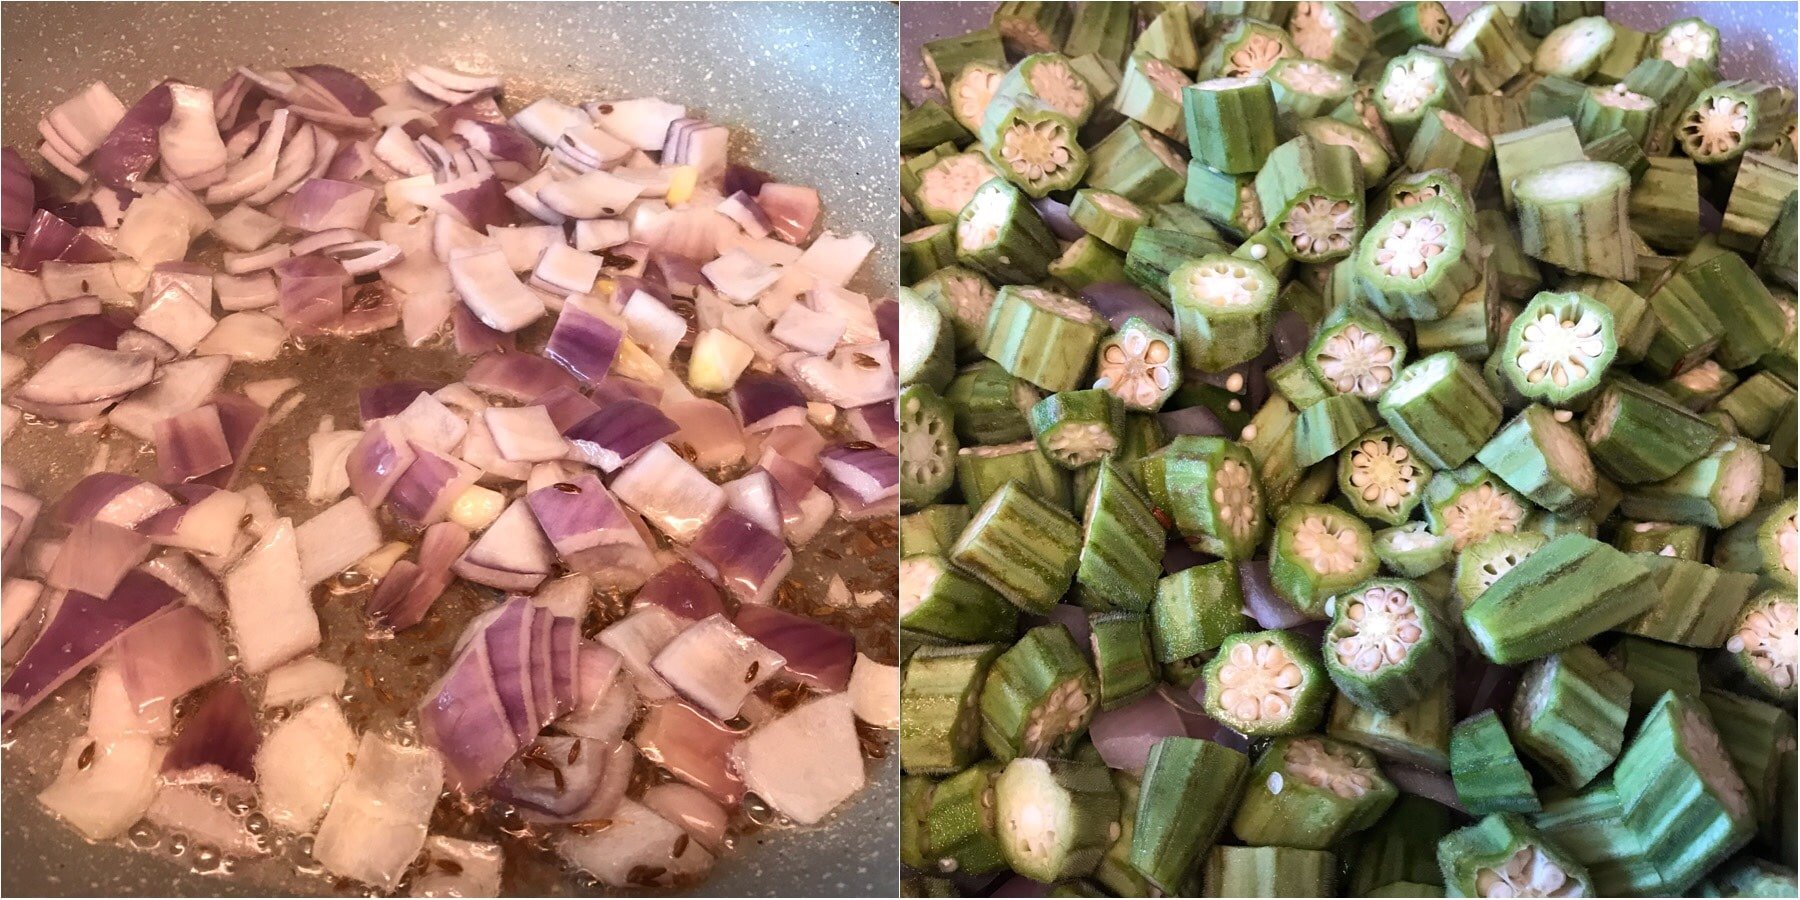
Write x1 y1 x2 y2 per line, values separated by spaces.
919 27 1005 93
1181 163 1265 241
1029 389 1124 470
1348 794 1450 896
1492 118 1586 209
1327 677 1453 772
1512 160 1638 281
1611 635 1704 719
899 554 1019 644
1267 59 1357 121
1498 290 1619 408
1716 370 1797 440
1088 612 1159 711
1582 377 1723 485
1700 688 1797 829
1074 459 1164 613
1200 629 1331 737
1614 691 1758 893
956 178 1060 284
1373 49 1466 149
1129 736 1250 892
1507 645 1631 790
902 224 958 284
1131 3 1198 70
1163 435 1267 560
1061 2 1131 69
1438 813 1593 898
988 52 1095 128
1677 79 1790 165
1068 189 1148 251
1298 116 1394 186
989 1 1071 56
1378 352 1504 471
1183 75 1278 174
900 504 971 558
946 359 1039 445
914 266 997 360
955 440 1068 512
1475 404 1599 515
1453 532 1548 612
1124 226 1228 308
1084 121 1189 205
1372 524 1456 579
1202 845 1339 897
1169 253 1278 372
1354 198 1482 321
1287 1 1376 73
1113 52 1190 139
902 643 1007 775
1151 560 1250 664
1618 437 1768 529
1452 710 1541 814
916 760 1007 875
979 623 1098 761
1619 552 1758 648
992 757 1119 883
902 100 973 152
980 284 1108 393
1092 770 1152 898
1231 735 1397 850
912 151 1002 226
952 482 1082 615
1700 856 1800 899
1531 776 1671 896
1339 428 1432 527
1197 18 1298 80
1463 534 1659 665
1294 393 1377 468
1613 519 1707 559
1370 1 1453 56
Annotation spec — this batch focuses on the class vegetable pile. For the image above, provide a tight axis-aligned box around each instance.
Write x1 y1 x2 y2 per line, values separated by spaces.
1 56 898 894
898 2 1798 897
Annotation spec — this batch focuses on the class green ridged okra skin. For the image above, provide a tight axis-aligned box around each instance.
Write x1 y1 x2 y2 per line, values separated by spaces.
1201 844 1339 897
1699 688 1798 829
899 505 971 558
1328 677 1454 772
1229 735 1397 850
1617 437 1768 529
899 553 1020 644
979 624 1098 762
1162 435 1268 559
1581 377 1723 485
1324 578 1455 714
1349 794 1451 896
1170 253 1279 372
1087 611 1159 710
1451 709 1541 815
1475 405 1599 515
951 482 1082 615
946 359 1040 446
1151 560 1250 664
1074 459 1164 613
1183 76 1278 174
918 760 1008 875
1437 813 1594 899
1529 777 1671 896
1613 691 1757 893
955 439 1068 513
902 643 1007 775
900 384 959 510
1619 553 1758 648
1506 645 1631 790
1378 352 1504 470
1462 534 1659 664
980 285 1109 394
1354 199 1482 322
1129 736 1250 892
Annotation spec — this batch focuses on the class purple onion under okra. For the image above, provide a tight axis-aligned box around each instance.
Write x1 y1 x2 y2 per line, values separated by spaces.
899 4 1798 894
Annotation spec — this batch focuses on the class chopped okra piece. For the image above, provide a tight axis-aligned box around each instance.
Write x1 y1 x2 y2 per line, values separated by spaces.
980 623 1097 761
1618 437 1768 529
1307 312 1405 401
1679 80 1790 165
1374 50 1466 149
1198 18 1298 80
1423 462 1528 552
918 760 1007 875
1061 2 1131 69
1443 3 1533 90
1613 518 1707 559
1130 4 1198 71
1182 76 1278 175
1068 189 1147 251
1558 276 1653 366
1405 109 1494 189
952 483 1082 615
1048 235 1127 291
1202 845 1339 897
948 61 1006 134
915 267 997 359
1414 263 1501 362
1151 561 1250 664
903 223 958 283
955 440 1067 512
1270 355 1330 409
901 287 956 393
1287 2 1375 73
1347 794 1451 896
1325 578 1454 713
900 505 972 558
980 284 1108 394
1112 52 1189 140
1499 291 1617 407
1700 856 1800 899
1231 735 1397 850
1171 253 1279 372
1758 499 1798 590
1611 635 1704 718
1454 531 1548 610
980 106 1088 198
1722 591 1798 705
1622 552 1758 647
1030 390 1123 470
1722 152 1800 253
1125 227 1227 307
1673 248 1788 370
1297 117 1394 186
1129 736 1250 891
1083 122 1188 205
1492 118 1586 210
920 28 1006 94
1584 128 1652 184
990 1 1071 57
902 643 1007 775
1699 688 1797 828
1270 503 1377 615
1716 370 1797 439
1093 771 1152 898
1437 813 1592 899
915 152 1002 226
1651 16 1721 76
1373 522 1455 578
1266 59 1356 121
1201 629 1330 737
1378 353 1504 472
992 757 1119 883
956 178 1061 284
1163 436 1268 559
1574 83 1658 148
1092 316 1179 413
1513 160 1638 281
1182 163 1265 241
1075 459 1164 613
1370 2 1453 57
900 385 959 508
1532 16 1615 80
1757 192 1799 289
1463 534 1659 665
1507 645 1631 790
945 360 1040 448
899 554 1019 645
991 53 1095 128
902 100 973 152
1254 136 1365 263
1088 612 1159 710
1451 710 1541 814
1614 691 1757 893
1355 199 1482 321
1327 678 1453 771
1475 405 1598 515
1530 780 1667 896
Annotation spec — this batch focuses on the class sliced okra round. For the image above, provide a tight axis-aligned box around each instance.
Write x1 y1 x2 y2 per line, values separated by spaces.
1132 4 1199 70
1476 404 1599 515
916 151 1002 225
1182 76 1278 174
1756 498 1798 589
1613 519 1707 559
1404 109 1493 190
1170 253 1278 372
914 266 997 361
900 553 1020 644
899 505 971 558
1453 531 1548 611
1163 435 1268 560
956 440 1068 512
980 623 1098 762
1385 168 1475 222
1030 389 1125 469
1326 679 1454 773
1581 377 1722 485
1267 59 1356 121
981 284 1109 393
1230 735 1397 851
1048 235 1128 291
918 760 1007 875
1442 3 1532 89
1296 116 1393 186
946 359 1040 445
1198 18 1298 80
1114 52 1191 139
1678 80 1789 165
990 53 1095 128
1652 16 1721 74
1341 428 1432 525
1373 522 1455 577
1254 136 1365 264
1151 560 1250 664
1093 316 1180 413
1374 50 1464 148
1574 83 1658 147
1306 312 1405 401
1270 503 1378 616
1613 692 1756 892
1507 644 1631 791
1287 1 1376 73
1355 198 1481 321
1423 462 1529 552
1513 161 1637 282
1617 437 1768 529
1438 813 1592 899
1723 591 1798 705
980 106 1089 198
1325 578 1454 714
902 643 1008 775
1499 291 1618 407
1370 2 1453 57
903 223 957 284
990 1 1072 57
899 384 959 509
1200 629 1330 737
1532 16 1615 80
949 62 1007 133
992 757 1121 883
1068 189 1148 251
1379 352 1504 471
956 177 1061 284
900 288 956 393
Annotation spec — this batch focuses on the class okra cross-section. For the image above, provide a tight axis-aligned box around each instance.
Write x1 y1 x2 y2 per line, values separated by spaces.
1230 735 1397 851
1339 427 1433 525
956 178 1061 285
1306 313 1406 400
990 52 1094 127
1462 534 1658 665
1423 462 1527 552
1029 389 1123 469
1722 591 1798 705
1092 316 1179 412
1201 629 1330 737
1374 49 1464 148
980 106 1088 198
1437 813 1593 899
1678 80 1789 165
1253 136 1365 263
1499 291 1618 406
980 284 1109 394
979 623 1097 762
1170 253 1277 372
993 757 1121 883
1354 198 1481 321
899 384 958 509
1325 578 1453 714
951 482 1080 614
1162 436 1267 559
1270 503 1377 616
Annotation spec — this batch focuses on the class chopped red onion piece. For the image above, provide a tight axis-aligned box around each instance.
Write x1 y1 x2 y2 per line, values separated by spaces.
636 699 745 806
29 311 129 366
387 444 480 526
722 468 783 536
442 175 517 232
556 797 715 889
357 380 440 423
756 183 820 244
15 209 116 271
284 178 375 233
729 373 808 433
448 243 547 334
464 351 578 402
152 404 232 484
494 734 617 818
732 603 854 692
563 398 678 473
701 248 781 304
289 64 383 116
539 169 644 220
770 300 847 355
139 487 246 558
159 83 228 189
489 223 562 273
448 303 513 355
188 394 266 490
91 81 174 190
47 519 150 599
779 342 897 409
374 125 432 176
843 402 899 453
223 518 318 675
663 398 747 471
525 474 657 588
1081 281 1176 333
454 499 553 591
346 420 415 509
820 443 899 506
1 569 181 725
663 117 729 179
294 497 383 588
587 97 685 150
1088 690 1190 771
392 390 468 454
54 472 173 530
205 108 289 205
633 561 727 623
2 147 36 234
453 119 537 169
730 693 864 825
0 485 38 577
115 604 226 733
652 614 786 720
411 837 503 899
797 233 875 289
41 81 128 162
543 300 623 384
38 733 163 841
419 639 520 792
480 598 542 740
610 442 726 543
